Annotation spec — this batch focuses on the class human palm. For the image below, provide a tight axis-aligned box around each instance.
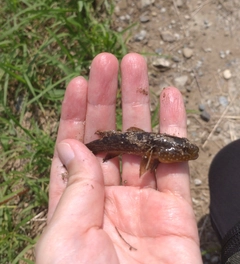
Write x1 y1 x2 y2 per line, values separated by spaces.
36 53 202 263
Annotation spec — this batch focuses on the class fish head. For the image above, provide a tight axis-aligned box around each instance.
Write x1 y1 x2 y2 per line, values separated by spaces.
155 136 199 163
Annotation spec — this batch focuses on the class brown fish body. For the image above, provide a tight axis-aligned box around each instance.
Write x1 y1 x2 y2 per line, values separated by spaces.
86 127 199 175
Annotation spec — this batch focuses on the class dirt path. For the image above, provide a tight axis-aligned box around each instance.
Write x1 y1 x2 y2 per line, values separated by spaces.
113 1 240 262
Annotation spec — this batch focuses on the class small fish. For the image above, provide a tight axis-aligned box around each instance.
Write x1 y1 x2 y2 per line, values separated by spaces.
86 127 199 176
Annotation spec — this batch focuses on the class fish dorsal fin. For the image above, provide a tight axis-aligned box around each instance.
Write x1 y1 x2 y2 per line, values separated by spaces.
95 130 115 138
126 127 145 132
95 130 106 138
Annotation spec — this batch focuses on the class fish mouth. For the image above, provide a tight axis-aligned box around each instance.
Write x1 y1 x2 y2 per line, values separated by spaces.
189 145 199 160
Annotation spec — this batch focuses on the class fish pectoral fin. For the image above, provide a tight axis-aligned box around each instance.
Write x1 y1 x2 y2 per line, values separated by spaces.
149 159 160 172
140 156 149 177
140 149 153 177
103 152 120 162
127 127 145 132
140 157 160 177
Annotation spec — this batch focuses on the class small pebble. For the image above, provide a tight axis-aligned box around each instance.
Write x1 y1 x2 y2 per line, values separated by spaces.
117 27 123 32
219 96 228 106
196 60 202 68
152 58 171 71
155 48 163 55
176 0 183 7
174 75 188 88
204 47 212 52
160 30 175 42
174 33 180 40
183 47 193 59
223 69 232 80
215 127 221 134
200 110 211 122
186 86 192 92
160 7 166 13
134 30 147 41
204 20 212 29
119 15 126 21
125 14 130 21
194 179 202 186
192 197 200 205
114 6 120 15
198 104 205 111
141 0 155 8
140 14 150 23
220 51 225 59
172 55 181 62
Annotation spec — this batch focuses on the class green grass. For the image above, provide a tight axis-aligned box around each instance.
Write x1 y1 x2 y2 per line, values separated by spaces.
0 0 128 262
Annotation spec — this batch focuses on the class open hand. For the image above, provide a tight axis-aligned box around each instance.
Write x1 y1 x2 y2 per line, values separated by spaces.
36 53 202 264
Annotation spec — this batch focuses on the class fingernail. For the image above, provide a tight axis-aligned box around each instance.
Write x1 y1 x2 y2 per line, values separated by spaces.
57 143 75 166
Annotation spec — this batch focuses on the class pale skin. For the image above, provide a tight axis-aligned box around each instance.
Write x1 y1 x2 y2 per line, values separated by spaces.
35 53 203 263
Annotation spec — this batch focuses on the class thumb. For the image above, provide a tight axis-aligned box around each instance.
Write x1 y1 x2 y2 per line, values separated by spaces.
49 139 105 232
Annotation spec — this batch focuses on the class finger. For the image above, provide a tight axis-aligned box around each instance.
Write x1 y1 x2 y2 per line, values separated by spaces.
84 53 120 186
48 77 87 222
157 87 191 203
57 76 88 144
121 53 156 188
50 139 105 232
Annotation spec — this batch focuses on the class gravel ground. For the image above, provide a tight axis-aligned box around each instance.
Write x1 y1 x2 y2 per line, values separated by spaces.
113 1 240 262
